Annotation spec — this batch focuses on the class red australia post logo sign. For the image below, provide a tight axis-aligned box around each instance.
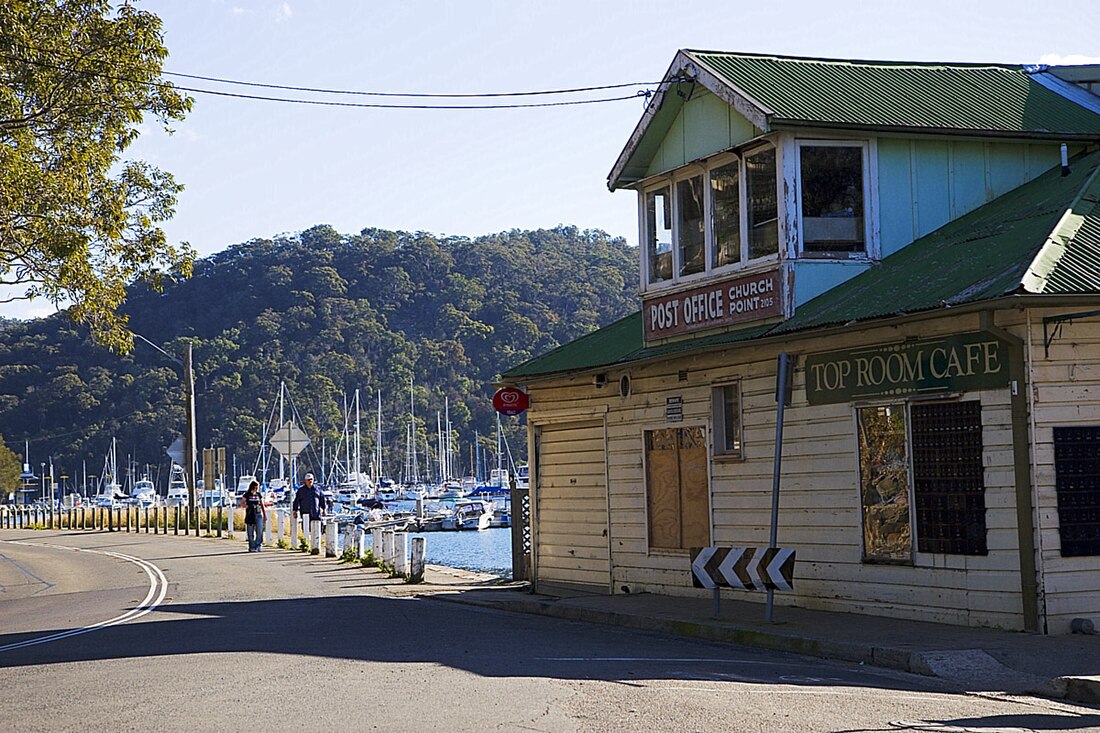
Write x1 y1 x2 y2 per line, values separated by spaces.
643 269 784 341
492 387 529 416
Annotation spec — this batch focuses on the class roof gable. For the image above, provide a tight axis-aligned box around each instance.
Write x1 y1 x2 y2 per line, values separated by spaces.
609 50 1100 190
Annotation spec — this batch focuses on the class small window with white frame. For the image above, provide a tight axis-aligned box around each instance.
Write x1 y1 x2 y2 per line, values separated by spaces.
798 141 869 256
711 381 743 459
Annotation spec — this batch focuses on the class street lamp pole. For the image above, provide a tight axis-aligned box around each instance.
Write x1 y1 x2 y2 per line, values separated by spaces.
183 341 197 533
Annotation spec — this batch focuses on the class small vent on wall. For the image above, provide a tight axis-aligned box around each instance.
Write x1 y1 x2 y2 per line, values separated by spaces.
619 375 631 398
594 373 608 388
678 370 688 382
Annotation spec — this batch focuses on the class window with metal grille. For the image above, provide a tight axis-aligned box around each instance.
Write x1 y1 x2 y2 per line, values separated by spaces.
910 401 988 555
1053 426 1100 557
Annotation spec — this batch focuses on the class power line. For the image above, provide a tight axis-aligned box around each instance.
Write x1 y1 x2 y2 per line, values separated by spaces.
162 69 665 99
1 50 665 110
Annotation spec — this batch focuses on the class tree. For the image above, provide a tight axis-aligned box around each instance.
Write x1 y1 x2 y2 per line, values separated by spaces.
0 0 194 352
0 434 21 498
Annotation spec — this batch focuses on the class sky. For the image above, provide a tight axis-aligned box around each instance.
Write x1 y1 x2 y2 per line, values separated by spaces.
4 0 1100 320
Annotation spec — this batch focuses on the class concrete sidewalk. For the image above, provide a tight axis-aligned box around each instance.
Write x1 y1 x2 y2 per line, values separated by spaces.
408 565 1100 706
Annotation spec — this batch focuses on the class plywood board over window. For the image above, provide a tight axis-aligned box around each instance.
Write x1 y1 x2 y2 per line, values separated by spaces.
646 426 711 551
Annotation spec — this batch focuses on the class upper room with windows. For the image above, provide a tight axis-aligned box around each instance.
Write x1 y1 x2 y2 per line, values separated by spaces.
611 51 1100 326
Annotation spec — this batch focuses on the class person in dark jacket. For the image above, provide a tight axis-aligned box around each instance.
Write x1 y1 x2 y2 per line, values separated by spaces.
239 480 267 552
292 473 328 553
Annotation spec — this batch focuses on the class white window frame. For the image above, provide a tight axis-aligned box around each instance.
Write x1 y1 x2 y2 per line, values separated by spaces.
640 142 781 291
711 379 744 460
795 139 878 260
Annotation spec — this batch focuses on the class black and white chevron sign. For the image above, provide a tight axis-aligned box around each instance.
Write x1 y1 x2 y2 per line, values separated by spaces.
690 546 796 592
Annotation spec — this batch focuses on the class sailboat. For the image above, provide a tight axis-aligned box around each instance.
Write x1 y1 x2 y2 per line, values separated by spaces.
93 438 125 507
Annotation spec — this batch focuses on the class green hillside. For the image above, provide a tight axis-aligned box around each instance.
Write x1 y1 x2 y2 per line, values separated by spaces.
0 224 637 491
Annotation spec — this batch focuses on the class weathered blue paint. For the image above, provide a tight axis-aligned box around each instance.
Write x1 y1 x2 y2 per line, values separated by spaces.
877 138 915 257
790 260 871 309
950 141 987 219
875 140 1070 258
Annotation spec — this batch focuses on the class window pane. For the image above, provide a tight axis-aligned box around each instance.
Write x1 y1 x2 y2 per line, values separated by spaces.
801 146 865 253
746 147 778 260
646 187 673 284
712 383 741 456
857 404 911 562
677 175 705 277
710 162 741 268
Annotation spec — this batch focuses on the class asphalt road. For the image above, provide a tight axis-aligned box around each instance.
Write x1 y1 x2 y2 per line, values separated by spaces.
2 529 1098 733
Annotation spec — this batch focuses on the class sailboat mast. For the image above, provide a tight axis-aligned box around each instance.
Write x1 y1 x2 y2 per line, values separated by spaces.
375 390 383 483
355 388 362 479
278 380 286 482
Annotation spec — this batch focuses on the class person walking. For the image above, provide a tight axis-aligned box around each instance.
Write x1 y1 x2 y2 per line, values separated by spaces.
292 473 328 555
240 480 267 552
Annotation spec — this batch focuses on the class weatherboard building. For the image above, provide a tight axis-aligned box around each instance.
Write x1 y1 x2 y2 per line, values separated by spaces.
503 51 1100 634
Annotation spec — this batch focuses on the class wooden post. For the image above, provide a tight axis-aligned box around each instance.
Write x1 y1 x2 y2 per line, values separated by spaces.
217 506 223 538
393 532 408 575
409 537 426 583
309 519 322 555
325 521 338 557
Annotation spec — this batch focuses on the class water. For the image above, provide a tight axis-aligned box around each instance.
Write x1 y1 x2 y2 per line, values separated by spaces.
406 527 513 577
380 498 514 577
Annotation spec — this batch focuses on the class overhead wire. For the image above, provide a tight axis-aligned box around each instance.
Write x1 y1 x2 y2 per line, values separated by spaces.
0 49 666 109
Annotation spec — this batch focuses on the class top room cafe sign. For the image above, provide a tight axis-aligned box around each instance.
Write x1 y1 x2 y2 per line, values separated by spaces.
803 332 1011 405
644 269 783 341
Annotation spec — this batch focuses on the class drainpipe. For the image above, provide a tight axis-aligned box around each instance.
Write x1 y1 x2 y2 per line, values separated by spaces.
981 312 1040 632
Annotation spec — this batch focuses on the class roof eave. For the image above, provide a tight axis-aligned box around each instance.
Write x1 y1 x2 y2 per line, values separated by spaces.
608 50 773 191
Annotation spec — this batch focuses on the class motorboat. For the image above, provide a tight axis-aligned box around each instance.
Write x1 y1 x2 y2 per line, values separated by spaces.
451 499 494 531
235 474 258 499
166 463 188 507
131 475 157 507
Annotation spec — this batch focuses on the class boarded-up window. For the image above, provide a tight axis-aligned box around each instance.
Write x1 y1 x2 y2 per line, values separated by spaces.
911 401 987 556
1054 425 1100 557
645 426 710 551
857 404 912 562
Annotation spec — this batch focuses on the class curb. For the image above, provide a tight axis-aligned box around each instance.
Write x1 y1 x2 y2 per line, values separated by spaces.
426 593 1100 706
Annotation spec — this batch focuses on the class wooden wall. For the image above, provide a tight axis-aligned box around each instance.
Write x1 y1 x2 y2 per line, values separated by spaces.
525 310 1051 630
1024 308 1100 634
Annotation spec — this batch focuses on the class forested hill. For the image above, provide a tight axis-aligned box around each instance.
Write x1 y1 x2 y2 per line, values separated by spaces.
0 224 638 484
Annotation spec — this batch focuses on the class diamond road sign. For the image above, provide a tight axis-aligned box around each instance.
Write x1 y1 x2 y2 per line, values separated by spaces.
269 420 310 457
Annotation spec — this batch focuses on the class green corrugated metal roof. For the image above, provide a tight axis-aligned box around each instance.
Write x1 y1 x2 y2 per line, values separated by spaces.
609 51 1100 190
509 150 1100 381
502 313 772 380
689 51 1100 137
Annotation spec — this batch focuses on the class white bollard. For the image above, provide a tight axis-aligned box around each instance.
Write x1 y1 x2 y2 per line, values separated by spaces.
381 530 393 567
226 506 235 538
357 527 367 559
275 509 285 544
372 527 382 558
264 509 273 546
409 536 426 583
394 532 408 575
325 521 338 557
310 519 322 554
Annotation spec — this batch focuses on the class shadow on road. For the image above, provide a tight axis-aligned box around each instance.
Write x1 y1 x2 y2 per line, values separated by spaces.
0 591 1097 730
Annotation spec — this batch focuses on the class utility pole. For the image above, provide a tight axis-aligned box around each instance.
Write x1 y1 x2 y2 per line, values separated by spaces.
183 341 197 532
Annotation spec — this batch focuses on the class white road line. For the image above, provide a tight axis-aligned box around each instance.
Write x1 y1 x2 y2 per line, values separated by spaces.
0 540 169 654
537 657 784 664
